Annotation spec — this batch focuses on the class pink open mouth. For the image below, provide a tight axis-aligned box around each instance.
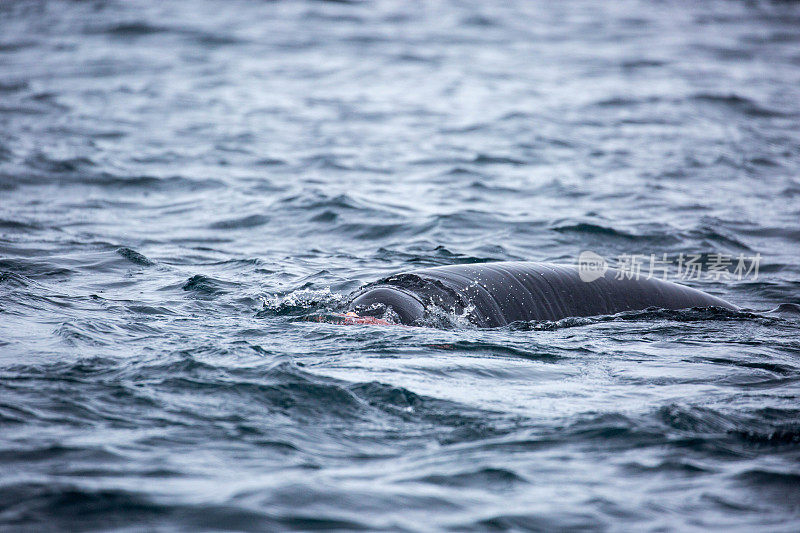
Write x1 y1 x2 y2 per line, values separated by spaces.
302 312 395 326
337 312 394 326
305 312 401 326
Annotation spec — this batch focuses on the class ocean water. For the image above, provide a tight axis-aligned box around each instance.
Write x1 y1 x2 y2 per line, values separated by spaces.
2 0 800 530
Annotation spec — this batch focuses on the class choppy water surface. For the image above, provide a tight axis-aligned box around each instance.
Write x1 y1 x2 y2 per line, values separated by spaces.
2 0 800 530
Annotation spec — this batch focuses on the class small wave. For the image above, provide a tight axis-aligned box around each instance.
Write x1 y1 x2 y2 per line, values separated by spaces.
346 381 510 444
706 354 797 375
461 14 499 28
116 247 154 266
0 482 341 532
24 152 95 174
372 244 498 266
208 214 270 230
657 404 736 434
89 174 224 191
0 258 75 279
0 144 12 166
258 287 346 317
126 304 175 316
551 222 637 239
253 157 288 167
770 303 800 314
441 166 487 179
469 512 604 532
736 470 800 491
300 154 391 173
686 224 752 251
8 162 225 191
426 341 564 361
54 322 109 347
0 271 33 289
412 467 526 489
0 80 27 93
621 459 711 476
471 154 526 166
273 190 401 220
620 58 667 69
0 41 36 53
94 22 245 47
593 95 662 107
732 427 800 446
564 412 654 442
14 152 227 190
101 22 167 37
0 218 44 232
182 275 238 296
691 93 791 118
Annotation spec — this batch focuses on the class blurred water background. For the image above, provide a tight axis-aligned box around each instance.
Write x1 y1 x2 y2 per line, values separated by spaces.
2 0 800 530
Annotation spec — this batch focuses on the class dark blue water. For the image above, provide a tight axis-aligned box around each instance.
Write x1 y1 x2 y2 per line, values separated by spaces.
2 0 800 530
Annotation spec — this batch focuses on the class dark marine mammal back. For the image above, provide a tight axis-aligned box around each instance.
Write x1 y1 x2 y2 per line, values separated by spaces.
349 262 737 327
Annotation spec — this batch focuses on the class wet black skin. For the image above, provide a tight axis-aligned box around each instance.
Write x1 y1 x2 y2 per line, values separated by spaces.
348 262 738 327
